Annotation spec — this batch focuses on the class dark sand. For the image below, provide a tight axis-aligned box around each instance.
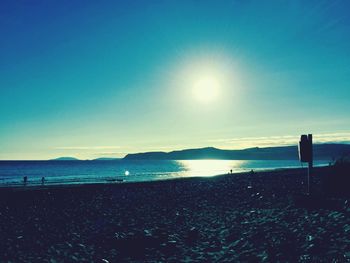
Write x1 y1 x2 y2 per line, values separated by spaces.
1 167 349 262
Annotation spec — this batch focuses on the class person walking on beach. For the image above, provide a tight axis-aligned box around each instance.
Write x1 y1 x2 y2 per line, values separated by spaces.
23 176 28 185
41 177 45 185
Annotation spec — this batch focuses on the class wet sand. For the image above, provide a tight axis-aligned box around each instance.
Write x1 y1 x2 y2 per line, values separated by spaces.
0 167 349 262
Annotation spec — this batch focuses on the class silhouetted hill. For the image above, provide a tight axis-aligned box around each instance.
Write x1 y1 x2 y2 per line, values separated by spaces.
51 157 80 161
123 144 350 161
93 158 120 161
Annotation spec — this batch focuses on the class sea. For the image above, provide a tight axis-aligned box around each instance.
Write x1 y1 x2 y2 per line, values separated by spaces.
0 159 330 187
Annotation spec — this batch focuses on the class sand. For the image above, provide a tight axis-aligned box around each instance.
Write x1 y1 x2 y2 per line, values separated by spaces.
0 167 349 262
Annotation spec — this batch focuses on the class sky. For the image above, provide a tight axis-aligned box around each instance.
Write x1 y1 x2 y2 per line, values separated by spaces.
1 0 350 160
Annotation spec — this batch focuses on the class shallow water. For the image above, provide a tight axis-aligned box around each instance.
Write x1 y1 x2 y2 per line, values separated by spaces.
0 159 329 186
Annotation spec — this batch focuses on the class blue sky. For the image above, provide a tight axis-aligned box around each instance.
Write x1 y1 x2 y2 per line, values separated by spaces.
1 0 350 159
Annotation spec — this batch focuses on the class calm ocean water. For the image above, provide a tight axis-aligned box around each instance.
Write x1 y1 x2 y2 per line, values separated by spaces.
0 160 329 187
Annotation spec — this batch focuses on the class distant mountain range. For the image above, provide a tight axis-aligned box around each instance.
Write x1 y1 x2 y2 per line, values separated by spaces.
51 157 120 161
123 144 350 161
50 144 350 161
93 157 120 161
51 157 80 161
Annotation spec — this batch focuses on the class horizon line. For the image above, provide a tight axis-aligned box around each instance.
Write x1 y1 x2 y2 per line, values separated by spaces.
1 142 349 161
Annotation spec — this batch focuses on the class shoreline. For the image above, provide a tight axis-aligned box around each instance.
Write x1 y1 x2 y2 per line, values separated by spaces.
0 159 330 189
0 166 320 191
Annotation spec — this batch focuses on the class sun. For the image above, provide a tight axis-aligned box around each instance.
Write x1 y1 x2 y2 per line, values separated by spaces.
173 51 238 105
192 76 221 103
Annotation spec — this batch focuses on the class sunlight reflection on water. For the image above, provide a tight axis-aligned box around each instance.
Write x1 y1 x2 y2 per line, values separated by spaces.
177 160 247 177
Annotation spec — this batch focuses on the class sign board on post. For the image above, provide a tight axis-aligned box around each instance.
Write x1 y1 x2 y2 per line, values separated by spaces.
298 134 313 195
299 134 312 162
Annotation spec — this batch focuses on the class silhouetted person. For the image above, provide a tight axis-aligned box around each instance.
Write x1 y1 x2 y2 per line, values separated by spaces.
23 176 27 185
41 177 45 185
230 169 233 174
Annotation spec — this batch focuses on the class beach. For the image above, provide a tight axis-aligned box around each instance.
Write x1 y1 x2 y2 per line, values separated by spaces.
0 167 349 262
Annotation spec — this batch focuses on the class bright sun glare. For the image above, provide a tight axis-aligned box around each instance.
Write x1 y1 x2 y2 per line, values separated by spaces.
175 51 238 105
193 76 221 103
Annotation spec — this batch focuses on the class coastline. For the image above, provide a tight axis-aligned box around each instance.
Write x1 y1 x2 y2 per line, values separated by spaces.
0 159 331 188
1 166 349 261
0 164 327 190
0 167 280 190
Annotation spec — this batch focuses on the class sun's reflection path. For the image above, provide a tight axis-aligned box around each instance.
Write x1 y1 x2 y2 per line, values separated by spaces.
176 160 248 177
